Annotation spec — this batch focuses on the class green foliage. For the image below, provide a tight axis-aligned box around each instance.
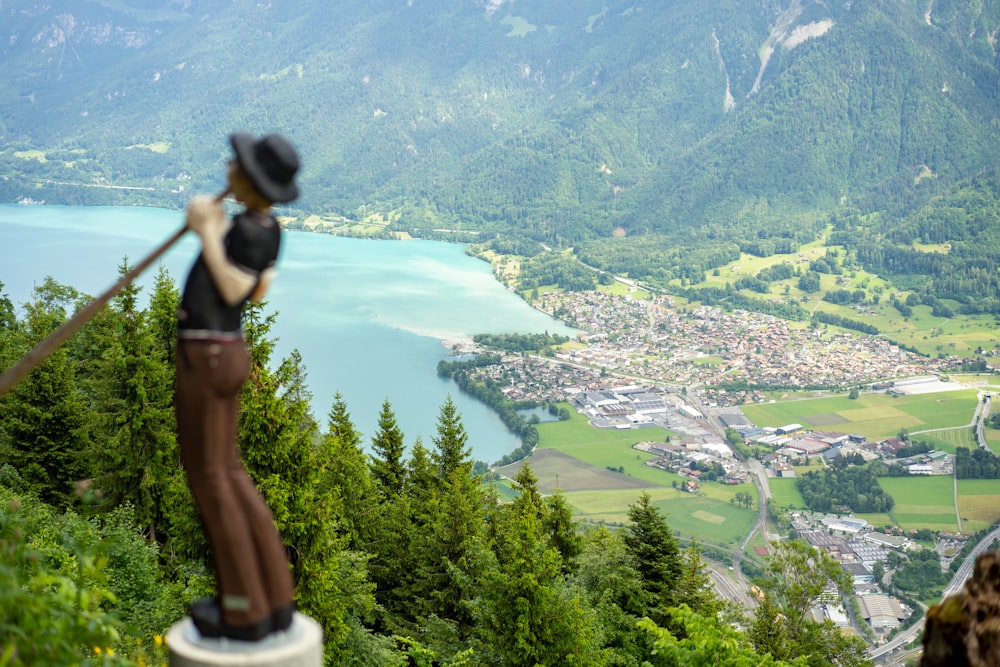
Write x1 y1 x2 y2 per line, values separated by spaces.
797 466 895 513
0 489 179 666
0 280 91 506
472 332 570 353
641 606 809 667
750 540 871 666
89 260 180 544
370 398 407 496
955 446 1000 479
892 549 947 599
623 492 683 626
472 475 601 665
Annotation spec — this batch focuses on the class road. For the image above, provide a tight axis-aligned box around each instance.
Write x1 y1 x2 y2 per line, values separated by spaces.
869 524 1000 661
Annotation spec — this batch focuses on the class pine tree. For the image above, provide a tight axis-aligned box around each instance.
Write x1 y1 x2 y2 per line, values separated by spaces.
405 435 436 502
90 260 179 543
408 400 483 631
238 302 375 655
623 491 683 625
473 484 601 666
322 393 377 552
2 279 90 506
369 398 406 496
146 264 179 370
0 280 14 331
574 525 650 664
676 541 721 618
430 395 472 481
543 488 583 573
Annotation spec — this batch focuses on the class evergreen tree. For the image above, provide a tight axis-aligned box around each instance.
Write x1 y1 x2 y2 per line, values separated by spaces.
146 264 179 371
2 279 90 506
510 463 545 520
676 541 721 618
238 302 375 657
90 260 179 543
409 400 483 632
369 397 406 496
472 479 601 666
430 395 472 481
748 590 790 662
543 488 583 573
0 280 14 331
322 393 377 552
623 491 683 625
573 524 649 665
405 435 436 502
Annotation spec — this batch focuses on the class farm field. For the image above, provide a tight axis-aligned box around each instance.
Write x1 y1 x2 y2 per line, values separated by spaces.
957 479 1000 534
741 389 979 441
878 476 959 532
768 477 806 510
507 406 759 540
563 486 757 547
534 406 674 487
911 428 978 454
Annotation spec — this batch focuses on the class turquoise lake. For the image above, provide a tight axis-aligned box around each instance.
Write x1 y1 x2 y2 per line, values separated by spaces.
0 204 578 464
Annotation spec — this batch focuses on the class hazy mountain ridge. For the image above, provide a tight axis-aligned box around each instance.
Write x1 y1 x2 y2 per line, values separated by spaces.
1 0 998 247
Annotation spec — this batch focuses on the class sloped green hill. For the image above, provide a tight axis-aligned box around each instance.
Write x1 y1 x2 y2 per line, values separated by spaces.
1 0 998 257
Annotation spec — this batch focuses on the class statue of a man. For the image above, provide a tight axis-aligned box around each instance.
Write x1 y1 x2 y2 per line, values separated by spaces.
175 133 299 641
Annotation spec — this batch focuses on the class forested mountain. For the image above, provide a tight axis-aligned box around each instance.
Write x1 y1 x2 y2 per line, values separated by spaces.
2 0 998 238
3 1 1000 315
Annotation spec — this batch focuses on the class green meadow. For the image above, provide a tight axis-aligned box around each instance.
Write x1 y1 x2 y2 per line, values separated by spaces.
768 478 806 510
564 486 757 547
521 405 758 544
986 427 1000 457
534 407 672 485
878 477 959 532
957 479 1000 534
741 390 980 440
687 234 1000 359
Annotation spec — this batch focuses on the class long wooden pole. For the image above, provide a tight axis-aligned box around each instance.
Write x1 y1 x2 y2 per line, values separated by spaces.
0 190 229 398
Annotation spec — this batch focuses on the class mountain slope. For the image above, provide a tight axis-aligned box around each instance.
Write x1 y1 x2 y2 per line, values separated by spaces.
0 0 998 246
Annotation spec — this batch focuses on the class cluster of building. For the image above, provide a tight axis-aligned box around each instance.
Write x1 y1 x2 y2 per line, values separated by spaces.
787 512 922 636
530 290 948 395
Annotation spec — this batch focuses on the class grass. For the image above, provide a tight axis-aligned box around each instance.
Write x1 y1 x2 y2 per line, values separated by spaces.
956 479 1000 534
911 428 978 454
878 477 959 532
741 390 980 440
985 427 1000 457
14 149 46 162
535 406 674 486
769 478 806 509
125 142 170 153
566 487 757 547
501 15 537 37
523 405 757 542
598 280 651 299
678 229 1000 358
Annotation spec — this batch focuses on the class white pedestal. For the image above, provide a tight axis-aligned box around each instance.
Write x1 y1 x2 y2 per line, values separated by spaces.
167 613 322 667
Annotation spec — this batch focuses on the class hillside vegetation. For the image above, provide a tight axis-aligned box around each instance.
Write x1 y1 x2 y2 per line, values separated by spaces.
2 0 1000 324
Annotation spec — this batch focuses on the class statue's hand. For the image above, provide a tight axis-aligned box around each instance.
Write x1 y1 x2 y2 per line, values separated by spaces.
185 195 227 240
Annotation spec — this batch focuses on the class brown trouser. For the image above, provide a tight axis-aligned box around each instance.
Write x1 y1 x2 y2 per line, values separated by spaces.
175 338 294 626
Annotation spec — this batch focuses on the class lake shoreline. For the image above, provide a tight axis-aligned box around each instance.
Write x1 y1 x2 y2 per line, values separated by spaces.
0 203 576 464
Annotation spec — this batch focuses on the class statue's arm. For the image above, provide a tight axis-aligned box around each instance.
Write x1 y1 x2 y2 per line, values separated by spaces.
186 195 257 307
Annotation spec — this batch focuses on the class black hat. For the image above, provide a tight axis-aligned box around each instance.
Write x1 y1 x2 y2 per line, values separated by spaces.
230 132 300 204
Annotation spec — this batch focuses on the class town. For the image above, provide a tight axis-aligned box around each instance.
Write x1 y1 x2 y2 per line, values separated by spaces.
454 286 997 650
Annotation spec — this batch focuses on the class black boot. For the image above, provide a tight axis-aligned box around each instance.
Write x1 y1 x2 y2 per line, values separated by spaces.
189 597 274 642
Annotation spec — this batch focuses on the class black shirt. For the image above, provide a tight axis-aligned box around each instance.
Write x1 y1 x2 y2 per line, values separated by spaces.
178 210 281 337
